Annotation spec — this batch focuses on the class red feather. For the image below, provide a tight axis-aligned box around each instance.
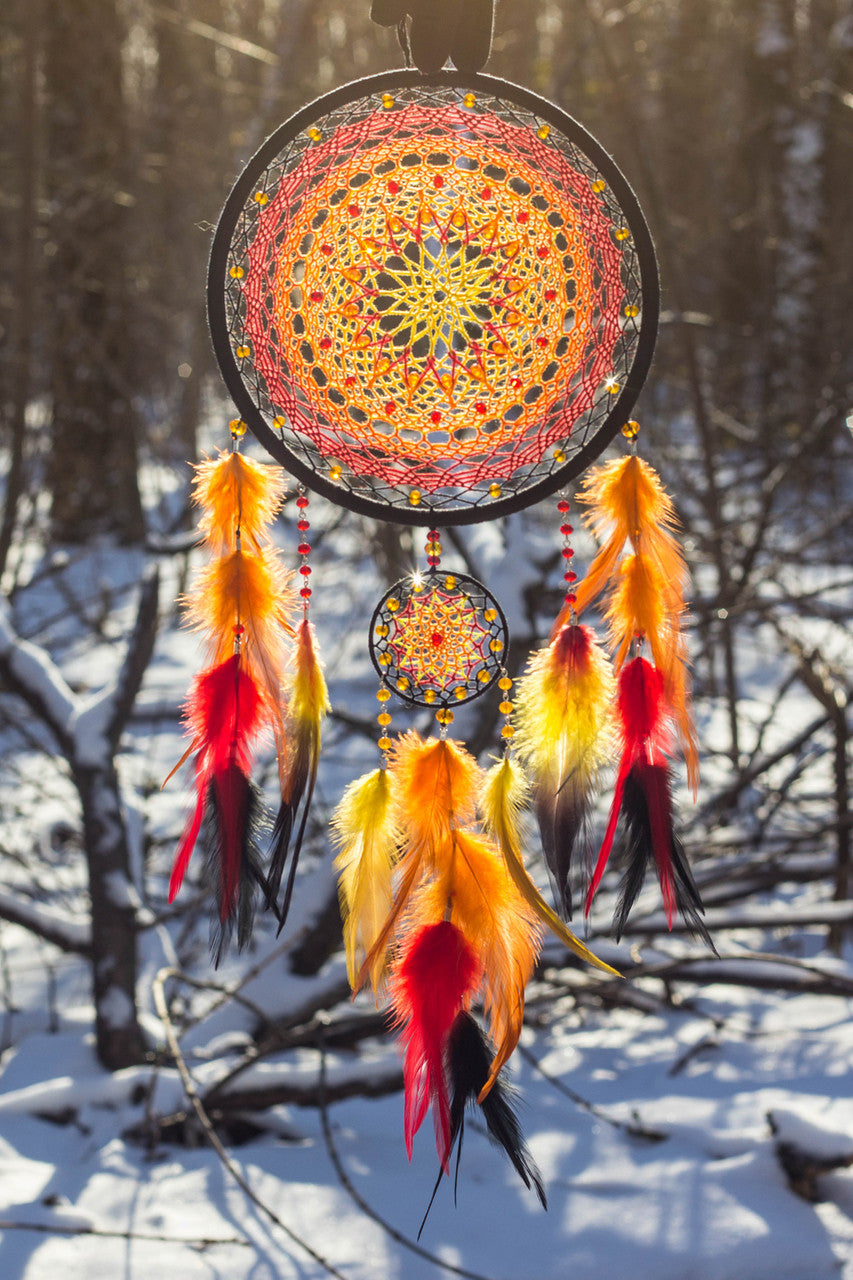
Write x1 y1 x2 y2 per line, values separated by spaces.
390 921 482 1168
169 654 264 902
585 656 710 943
585 655 667 913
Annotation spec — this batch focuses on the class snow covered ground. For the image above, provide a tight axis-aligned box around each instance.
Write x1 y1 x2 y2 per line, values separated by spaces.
1 954 852 1279
0 456 851 1279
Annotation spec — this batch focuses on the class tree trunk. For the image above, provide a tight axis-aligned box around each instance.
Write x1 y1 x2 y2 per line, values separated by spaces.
74 759 147 1069
44 0 144 543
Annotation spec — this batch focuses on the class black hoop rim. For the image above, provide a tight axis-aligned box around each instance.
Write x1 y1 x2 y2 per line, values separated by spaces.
208 69 660 526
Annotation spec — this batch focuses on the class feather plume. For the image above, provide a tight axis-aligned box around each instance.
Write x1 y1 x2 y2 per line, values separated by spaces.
202 763 265 966
585 656 710 942
167 655 267 963
480 753 620 979
558 454 698 795
333 767 399 994
390 920 482 1166
268 619 330 928
568 454 683 624
410 827 540 1099
188 546 295 768
614 763 713 947
193 450 286 554
168 655 264 900
418 1011 546 1237
513 623 614 914
355 734 480 990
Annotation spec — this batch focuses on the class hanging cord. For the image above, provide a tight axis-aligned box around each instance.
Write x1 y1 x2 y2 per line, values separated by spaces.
152 967 349 1280
316 1017 498 1280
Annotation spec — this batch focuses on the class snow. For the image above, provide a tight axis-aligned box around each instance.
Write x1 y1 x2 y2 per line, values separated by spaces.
2 982 853 1278
1 435 851 1278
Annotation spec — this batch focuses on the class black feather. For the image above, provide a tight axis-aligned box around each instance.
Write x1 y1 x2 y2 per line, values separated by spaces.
267 752 320 936
614 764 713 948
418 1013 546 1238
201 770 265 968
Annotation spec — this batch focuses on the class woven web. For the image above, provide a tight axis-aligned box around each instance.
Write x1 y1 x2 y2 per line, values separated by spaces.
369 570 505 707
222 81 647 519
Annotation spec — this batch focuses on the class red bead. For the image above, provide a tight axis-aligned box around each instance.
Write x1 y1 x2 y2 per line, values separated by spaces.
474 401 487 414
310 290 324 303
561 547 574 559
297 519 309 532
300 587 312 598
347 204 361 216
384 400 397 415
319 336 332 350
517 211 529 224
296 495 309 508
321 244 332 256
298 542 311 555
426 555 440 566
433 174 444 188
557 499 570 513
387 180 400 194
233 623 245 635
428 529 439 540
544 288 557 302
560 523 573 535
299 565 312 576
564 592 577 605
481 186 492 199
430 411 441 424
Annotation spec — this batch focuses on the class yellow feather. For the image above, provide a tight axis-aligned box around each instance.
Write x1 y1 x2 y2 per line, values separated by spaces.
332 767 399 995
284 618 330 797
514 624 614 786
481 755 620 980
194 451 286 553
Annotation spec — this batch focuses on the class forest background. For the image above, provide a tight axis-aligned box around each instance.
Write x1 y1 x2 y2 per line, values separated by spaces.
0 2 851 1277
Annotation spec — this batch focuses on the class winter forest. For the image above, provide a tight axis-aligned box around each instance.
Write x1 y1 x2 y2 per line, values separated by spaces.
0 0 851 1277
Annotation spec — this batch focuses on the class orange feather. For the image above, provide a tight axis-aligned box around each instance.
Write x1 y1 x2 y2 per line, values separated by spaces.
355 734 479 991
409 828 540 1100
194 450 286 554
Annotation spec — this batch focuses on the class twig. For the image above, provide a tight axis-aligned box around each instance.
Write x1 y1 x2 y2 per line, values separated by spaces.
316 1019 498 1280
516 1042 666 1142
152 966 350 1280
0 1218 249 1246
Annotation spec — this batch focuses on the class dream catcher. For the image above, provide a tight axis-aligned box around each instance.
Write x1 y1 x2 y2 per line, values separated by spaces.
168 5 710 1222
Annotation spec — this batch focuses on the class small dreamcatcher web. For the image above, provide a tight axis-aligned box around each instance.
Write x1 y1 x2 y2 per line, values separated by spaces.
209 69 659 526
369 569 507 709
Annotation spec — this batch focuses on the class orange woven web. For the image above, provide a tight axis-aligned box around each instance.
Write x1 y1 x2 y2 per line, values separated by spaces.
370 571 506 707
223 81 647 518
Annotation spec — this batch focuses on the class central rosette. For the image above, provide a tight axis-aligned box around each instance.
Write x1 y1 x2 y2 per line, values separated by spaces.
267 123 597 472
